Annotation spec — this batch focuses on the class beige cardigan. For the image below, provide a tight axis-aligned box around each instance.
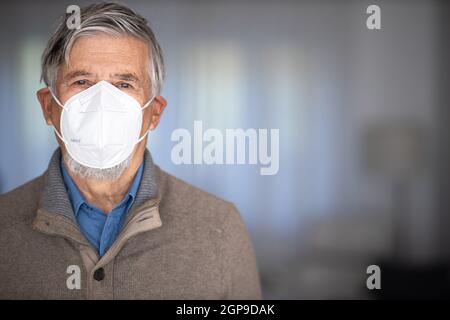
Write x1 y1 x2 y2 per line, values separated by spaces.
0 149 261 299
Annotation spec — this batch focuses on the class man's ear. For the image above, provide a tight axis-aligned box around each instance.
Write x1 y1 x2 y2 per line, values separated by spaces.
149 95 167 130
37 88 55 126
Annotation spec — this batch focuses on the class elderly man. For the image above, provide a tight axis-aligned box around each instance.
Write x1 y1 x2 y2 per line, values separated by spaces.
0 2 261 299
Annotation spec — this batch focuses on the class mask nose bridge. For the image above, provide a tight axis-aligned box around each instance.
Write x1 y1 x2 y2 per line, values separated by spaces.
99 84 128 111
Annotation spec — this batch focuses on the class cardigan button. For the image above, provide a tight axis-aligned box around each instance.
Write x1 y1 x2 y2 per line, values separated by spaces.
93 268 105 281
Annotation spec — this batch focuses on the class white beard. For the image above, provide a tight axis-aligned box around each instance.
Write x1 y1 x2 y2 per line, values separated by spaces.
64 152 132 181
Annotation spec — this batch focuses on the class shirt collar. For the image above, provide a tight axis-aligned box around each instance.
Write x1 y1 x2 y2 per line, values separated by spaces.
127 160 144 208
60 158 84 216
38 148 158 222
60 157 145 217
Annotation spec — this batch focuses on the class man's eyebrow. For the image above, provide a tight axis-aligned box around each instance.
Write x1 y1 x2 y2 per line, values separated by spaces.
63 70 93 81
112 73 140 82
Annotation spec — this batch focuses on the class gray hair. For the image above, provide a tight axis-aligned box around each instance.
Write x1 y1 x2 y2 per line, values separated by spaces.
41 2 165 95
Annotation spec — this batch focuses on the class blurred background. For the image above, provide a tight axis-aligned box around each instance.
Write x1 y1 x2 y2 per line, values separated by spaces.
1 0 449 299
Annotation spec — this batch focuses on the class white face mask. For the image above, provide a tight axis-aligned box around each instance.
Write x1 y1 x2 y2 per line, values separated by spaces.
49 80 154 169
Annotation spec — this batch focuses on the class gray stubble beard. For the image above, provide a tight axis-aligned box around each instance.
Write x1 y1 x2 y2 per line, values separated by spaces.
63 151 132 181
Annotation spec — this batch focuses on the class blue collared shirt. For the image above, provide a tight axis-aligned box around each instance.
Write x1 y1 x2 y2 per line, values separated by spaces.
60 159 144 257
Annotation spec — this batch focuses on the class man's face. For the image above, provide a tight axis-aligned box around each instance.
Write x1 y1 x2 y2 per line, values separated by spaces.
37 34 166 177
59 34 152 104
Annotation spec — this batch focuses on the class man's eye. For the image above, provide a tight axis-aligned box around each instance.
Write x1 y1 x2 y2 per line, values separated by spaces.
117 82 133 89
73 80 87 86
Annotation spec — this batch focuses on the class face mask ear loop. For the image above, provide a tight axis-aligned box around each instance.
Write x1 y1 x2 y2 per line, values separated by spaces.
48 87 64 108
141 94 156 110
135 94 156 144
47 87 67 144
136 129 150 145
52 126 67 144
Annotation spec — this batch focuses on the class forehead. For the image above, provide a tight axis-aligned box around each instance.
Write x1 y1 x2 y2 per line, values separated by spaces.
61 34 150 80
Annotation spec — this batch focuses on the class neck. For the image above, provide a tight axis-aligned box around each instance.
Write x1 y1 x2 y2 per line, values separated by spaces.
64 148 145 214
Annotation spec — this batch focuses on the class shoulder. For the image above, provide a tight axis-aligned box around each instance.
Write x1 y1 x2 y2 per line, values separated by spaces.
156 166 232 212
154 168 262 299
156 167 242 227
0 175 44 232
